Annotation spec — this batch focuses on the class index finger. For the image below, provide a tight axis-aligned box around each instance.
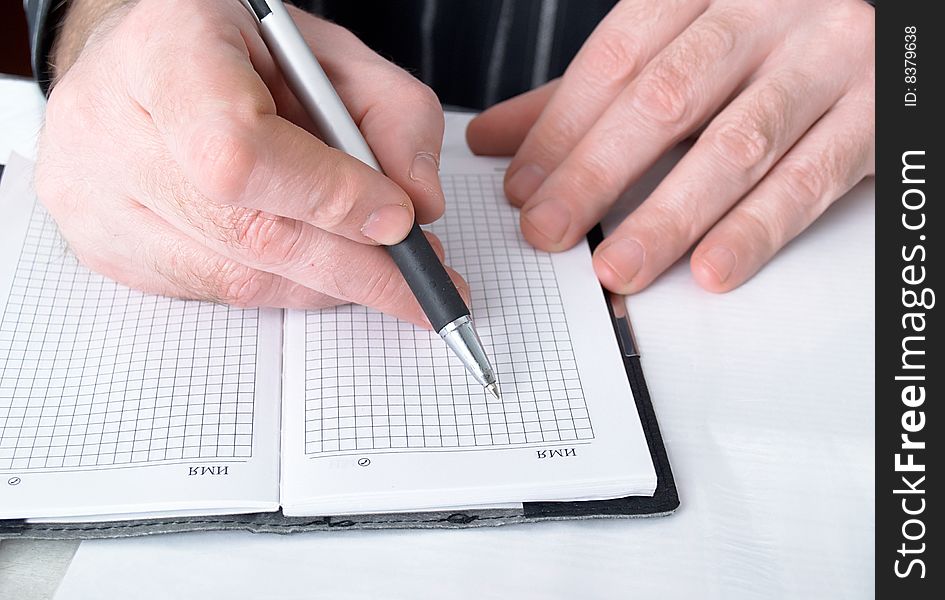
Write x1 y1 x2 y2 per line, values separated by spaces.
502 0 705 205
519 5 778 251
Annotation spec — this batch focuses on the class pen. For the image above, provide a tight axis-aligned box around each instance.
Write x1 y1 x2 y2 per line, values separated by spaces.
241 0 501 399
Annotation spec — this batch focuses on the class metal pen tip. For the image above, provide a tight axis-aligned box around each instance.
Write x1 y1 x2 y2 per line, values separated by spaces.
485 382 501 400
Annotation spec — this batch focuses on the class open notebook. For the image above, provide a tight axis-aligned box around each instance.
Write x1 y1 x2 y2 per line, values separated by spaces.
0 137 677 532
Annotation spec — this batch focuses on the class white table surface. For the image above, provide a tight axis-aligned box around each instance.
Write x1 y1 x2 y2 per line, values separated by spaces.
0 76 875 599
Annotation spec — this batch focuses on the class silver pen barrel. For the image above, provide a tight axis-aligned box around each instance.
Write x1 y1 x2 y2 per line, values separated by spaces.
439 316 500 399
243 0 502 399
253 0 380 169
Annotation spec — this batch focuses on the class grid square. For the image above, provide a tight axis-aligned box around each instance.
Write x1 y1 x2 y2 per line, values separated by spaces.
0 206 259 472
303 173 593 455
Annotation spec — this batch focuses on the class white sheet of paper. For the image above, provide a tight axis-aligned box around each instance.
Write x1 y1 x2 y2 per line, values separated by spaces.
0 144 657 519
280 155 657 515
0 155 282 519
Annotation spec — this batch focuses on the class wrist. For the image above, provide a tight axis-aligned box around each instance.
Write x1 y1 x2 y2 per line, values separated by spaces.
49 0 137 87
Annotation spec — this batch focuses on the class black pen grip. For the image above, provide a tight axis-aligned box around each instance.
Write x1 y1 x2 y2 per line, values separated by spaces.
386 222 469 331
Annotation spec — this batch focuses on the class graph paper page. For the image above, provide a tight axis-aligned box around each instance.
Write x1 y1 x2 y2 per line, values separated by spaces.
281 153 657 515
0 155 281 519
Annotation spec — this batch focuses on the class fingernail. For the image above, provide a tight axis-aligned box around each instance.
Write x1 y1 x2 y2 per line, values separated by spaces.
599 239 646 285
506 163 546 203
409 152 441 191
702 246 737 284
361 203 413 245
522 200 570 245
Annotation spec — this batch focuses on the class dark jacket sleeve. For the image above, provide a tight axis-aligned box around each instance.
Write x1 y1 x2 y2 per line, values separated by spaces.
22 0 319 96
25 0 66 95
26 0 873 100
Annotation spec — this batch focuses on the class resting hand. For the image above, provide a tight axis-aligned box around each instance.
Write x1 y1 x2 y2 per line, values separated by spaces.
468 0 875 293
36 0 464 326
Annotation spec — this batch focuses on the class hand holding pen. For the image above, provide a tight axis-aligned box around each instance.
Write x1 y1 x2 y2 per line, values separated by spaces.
245 0 500 397
37 2 468 328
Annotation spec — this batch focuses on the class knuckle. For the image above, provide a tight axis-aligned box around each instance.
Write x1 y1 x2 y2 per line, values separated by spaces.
218 264 276 307
632 6 751 128
308 155 359 230
146 236 277 307
631 46 700 126
358 268 403 308
707 122 773 176
229 209 305 265
754 73 801 117
404 82 442 116
696 7 752 56
706 76 799 175
191 122 257 205
387 77 445 143
778 157 831 220
313 194 357 232
576 27 642 89
373 72 443 133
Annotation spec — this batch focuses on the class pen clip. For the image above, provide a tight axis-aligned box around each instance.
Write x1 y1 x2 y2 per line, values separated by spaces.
607 291 640 358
